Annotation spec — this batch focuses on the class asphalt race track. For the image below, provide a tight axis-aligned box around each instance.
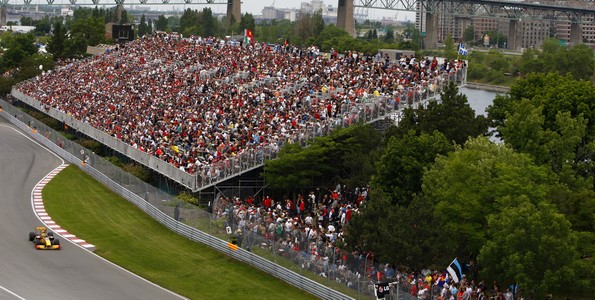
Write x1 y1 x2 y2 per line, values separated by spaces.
0 116 186 300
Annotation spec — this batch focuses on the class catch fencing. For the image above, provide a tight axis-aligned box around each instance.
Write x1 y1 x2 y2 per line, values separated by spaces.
2 66 467 300
11 66 466 193
0 99 354 300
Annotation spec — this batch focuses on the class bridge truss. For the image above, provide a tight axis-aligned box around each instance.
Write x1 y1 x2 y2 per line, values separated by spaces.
356 0 595 23
3 0 228 6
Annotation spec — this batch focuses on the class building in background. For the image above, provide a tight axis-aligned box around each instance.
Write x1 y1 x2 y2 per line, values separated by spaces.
258 0 337 24
416 0 595 50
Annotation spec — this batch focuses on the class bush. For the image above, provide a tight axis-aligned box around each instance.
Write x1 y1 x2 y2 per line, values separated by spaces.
78 138 102 154
105 156 123 168
122 163 151 182
467 64 488 80
176 191 199 206
60 131 77 140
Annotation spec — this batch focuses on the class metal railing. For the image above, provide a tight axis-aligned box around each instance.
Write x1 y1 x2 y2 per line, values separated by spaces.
0 99 354 300
11 66 466 193
0 66 467 300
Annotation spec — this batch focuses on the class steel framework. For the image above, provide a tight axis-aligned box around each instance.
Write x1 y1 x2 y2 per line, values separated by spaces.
6 0 227 6
356 0 595 23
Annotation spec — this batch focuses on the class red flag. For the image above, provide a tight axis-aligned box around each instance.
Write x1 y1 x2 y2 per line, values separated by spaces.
244 29 254 44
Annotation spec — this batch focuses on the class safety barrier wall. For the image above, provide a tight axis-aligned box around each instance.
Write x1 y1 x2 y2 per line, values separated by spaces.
1 66 467 299
10 89 198 191
0 99 354 300
11 67 466 193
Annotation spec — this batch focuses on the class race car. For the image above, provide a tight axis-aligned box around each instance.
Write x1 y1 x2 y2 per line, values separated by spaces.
29 226 61 250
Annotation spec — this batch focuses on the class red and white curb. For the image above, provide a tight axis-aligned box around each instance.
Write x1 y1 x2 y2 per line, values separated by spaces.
32 164 96 252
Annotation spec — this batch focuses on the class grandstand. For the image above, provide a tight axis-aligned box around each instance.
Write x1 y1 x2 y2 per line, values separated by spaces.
13 32 466 192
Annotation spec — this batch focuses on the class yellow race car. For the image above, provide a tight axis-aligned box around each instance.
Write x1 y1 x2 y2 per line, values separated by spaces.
29 226 61 250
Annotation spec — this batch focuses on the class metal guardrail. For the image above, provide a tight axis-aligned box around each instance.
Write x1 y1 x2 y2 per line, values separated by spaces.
0 99 355 300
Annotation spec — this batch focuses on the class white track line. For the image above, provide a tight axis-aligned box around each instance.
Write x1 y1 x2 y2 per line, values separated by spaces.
0 284 26 300
0 123 188 300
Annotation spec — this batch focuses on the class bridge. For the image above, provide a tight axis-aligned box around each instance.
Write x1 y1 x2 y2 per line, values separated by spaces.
3 0 595 49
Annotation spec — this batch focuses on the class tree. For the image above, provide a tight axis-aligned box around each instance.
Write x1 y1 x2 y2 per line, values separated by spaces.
566 44 595 81
515 40 594 80
315 24 349 51
373 130 454 206
155 15 168 32
383 28 394 43
483 29 507 48
47 21 66 59
443 34 457 60
0 77 15 95
14 53 55 82
345 190 443 268
239 13 255 34
0 32 38 71
478 200 579 298
487 73 595 190
179 8 198 33
138 14 148 37
423 137 559 261
34 16 53 35
294 10 325 43
66 16 106 55
263 124 381 194
199 8 217 37
389 82 489 146
147 19 153 35
20 16 34 26
120 10 129 24
463 25 475 44
397 22 421 51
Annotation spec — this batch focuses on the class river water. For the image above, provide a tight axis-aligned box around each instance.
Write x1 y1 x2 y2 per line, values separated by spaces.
458 87 503 116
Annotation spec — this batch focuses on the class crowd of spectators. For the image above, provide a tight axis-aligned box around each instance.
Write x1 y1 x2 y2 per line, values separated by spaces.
215 185 525 300
16 32 466 178
214 184 370 288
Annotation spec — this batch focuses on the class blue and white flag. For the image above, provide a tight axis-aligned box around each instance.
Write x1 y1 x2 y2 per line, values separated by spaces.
446 257 464 283
458 43 468 56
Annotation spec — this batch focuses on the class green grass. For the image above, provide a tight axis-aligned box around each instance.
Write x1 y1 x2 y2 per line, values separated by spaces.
43 166 319 300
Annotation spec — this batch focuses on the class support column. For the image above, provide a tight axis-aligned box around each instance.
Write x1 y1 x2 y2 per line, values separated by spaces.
456 17 471 41
570 22 582 46
425 12 437 50
337 0 355 37
1 5 7 26
508 19 519 51
115 4 124 23
227 0 241 26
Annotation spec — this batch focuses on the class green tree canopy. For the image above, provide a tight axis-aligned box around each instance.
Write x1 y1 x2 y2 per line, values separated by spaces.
388 82 489 145
443 34 457 60
345 190 443 268
517 39 594 80
463 26 475 44
263 124 381 195
373 130 454 206
423 137 559 261
155 15 168 32
487 73 595 190
0 32 37 72
47 21 66 59
478 200 578 298
138 14 148 37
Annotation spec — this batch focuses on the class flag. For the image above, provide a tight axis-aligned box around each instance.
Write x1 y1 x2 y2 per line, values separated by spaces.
446 258 464 283
244 29 254 44
374 282 390 299
458 43 468 56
